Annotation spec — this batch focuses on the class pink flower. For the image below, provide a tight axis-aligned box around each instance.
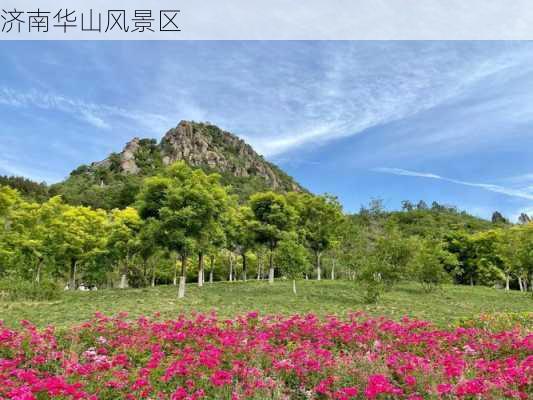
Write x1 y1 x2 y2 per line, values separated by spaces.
455 378 486 396
334 386 359 399
0 312 529 399
365 374 402 399
405 375 417 386
437 383 453 395
210 370 233 387
171 387 188 400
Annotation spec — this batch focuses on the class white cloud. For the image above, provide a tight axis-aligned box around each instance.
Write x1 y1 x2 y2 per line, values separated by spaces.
80 110 111 130
0 87 173 134
243 43 531 156
374 167 533 201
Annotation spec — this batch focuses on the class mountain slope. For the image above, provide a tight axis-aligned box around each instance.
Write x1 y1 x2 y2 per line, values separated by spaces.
51 121 304 209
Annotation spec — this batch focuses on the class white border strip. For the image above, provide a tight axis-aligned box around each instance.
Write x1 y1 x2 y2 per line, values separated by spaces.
1 0 533 40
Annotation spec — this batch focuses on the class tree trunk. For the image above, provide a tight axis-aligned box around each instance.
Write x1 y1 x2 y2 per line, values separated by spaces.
229 252 234 282
505 274 510 291
316 251 322 281
469 276 474 286
209 255 214 284
268 249 274 284
242 253 247 282
120 255 130 289
178 253 187 298
518 276 524 292
35 258 43 284
151 263 156 287
198 252 204 287
292 279 297 295
331 258 336 280
257 255 262 280
119 274 128 289
178 276 186 298
69 259 77 290
173 255 178 286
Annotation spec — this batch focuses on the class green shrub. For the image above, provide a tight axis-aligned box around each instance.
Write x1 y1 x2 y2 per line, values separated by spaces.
359 230 416 296
362 280 383 304
0 278 62 301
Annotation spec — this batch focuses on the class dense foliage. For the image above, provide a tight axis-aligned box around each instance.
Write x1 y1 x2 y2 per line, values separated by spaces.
0 312 531 399
0 161 532 302
0 175 49 203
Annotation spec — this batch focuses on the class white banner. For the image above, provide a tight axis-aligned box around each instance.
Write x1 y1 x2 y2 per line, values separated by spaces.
1 0 533 39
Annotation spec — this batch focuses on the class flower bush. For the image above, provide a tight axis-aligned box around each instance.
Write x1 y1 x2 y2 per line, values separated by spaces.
0 312 531 399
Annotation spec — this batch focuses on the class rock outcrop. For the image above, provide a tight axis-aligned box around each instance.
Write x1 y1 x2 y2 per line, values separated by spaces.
90 120 302 193
119 138 141 174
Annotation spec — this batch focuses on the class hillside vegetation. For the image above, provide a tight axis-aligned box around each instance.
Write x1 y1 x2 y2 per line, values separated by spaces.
51 121 303 209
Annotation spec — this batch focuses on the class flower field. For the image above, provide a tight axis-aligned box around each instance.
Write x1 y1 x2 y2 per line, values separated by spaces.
0 312 531 399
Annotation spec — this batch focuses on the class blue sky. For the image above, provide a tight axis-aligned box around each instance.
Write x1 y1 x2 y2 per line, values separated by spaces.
0 41 532 221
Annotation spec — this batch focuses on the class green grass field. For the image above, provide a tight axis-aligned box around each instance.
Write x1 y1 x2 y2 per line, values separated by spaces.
1 280 531 329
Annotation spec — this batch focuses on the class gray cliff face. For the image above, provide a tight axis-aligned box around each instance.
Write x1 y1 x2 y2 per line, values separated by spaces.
161 122 227 170
119 138 141 174
92 120 302 192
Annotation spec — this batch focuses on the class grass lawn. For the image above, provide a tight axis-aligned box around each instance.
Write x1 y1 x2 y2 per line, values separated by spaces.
0 280 531 329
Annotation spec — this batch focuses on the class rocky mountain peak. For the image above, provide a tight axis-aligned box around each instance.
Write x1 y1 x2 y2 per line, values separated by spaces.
158 121 301 191
88 120 303 194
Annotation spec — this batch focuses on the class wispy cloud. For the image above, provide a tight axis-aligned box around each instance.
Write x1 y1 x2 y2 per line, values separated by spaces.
4 42 529 160
247 42 531 156
374 167 533 201
0 87 173 134
79 110 111 130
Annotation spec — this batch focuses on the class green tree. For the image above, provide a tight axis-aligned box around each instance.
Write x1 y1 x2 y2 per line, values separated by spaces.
0 185 19 218
445 231 479 286
275 236 309 295
294 194 343 280
410 239 457 292
518 213 531 224
470 230 506 287
335 214 375 282
360 228 415 302
497 224 533 292
53 203 109 289
7 196 64 283
491 211 508 225
250 192 297 283
137 162 231 296
249 192 297 284
227 205 256 281
138 218 164 286
108 207 143 288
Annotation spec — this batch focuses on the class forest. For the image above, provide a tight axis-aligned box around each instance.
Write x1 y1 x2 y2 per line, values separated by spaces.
1 161 532 303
